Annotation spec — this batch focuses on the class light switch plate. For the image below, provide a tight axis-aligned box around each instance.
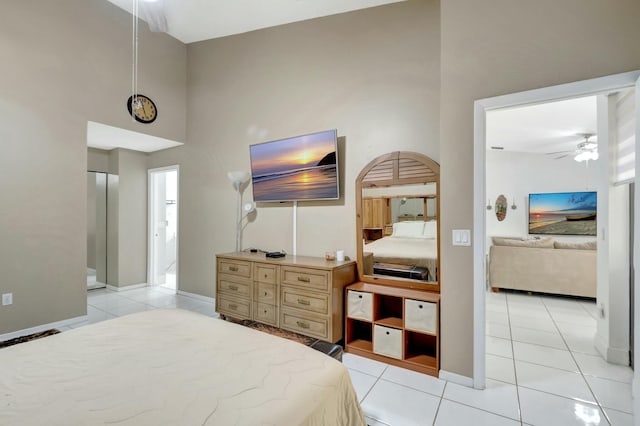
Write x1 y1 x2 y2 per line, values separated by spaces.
2 293 12 306
452 229 471 246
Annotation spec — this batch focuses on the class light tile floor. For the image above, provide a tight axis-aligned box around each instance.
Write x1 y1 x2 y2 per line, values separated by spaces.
67 287 633 425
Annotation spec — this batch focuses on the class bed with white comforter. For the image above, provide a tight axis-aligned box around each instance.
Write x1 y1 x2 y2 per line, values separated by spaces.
0 309 364 426
364 220 438 277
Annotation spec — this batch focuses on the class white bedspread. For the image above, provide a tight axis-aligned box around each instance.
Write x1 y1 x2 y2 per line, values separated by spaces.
0 309 364 426
364 236 438 271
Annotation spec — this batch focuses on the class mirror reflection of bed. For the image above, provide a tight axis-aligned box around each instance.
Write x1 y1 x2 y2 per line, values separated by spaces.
361 184 437 283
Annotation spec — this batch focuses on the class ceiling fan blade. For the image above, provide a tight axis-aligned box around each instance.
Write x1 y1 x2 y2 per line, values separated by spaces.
554 153 571 159
545 150 572 155
140 1 168 33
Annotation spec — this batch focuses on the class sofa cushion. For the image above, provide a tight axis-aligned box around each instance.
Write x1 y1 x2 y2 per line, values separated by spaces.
492 236 555 248
554 240 597 250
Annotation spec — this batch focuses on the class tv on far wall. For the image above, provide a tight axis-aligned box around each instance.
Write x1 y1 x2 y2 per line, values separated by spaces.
528 191 597 236
249 129 339 202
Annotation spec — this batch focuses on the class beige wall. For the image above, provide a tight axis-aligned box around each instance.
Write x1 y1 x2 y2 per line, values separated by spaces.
439 0 640 377
114 149 149 287
149 0 440 298
88 148 110 173
0 0 186 334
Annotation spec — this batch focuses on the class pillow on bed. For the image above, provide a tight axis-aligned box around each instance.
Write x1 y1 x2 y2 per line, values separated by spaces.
423 221 437 239
392 221 425 238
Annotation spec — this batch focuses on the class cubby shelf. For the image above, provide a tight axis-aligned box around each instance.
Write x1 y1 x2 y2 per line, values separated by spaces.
345 282 440 377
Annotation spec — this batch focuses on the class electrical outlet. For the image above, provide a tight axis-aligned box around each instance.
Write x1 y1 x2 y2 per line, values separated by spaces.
2 293 13 306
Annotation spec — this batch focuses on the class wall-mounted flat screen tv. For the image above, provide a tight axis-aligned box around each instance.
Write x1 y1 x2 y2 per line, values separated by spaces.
528 191 597 236
249 129 339 202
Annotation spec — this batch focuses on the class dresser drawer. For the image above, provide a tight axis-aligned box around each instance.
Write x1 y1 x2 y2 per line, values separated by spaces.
281 267 330 292
255 263 278 284
254 302 277 326
218 275 252 298
347 290 373 321
280 309 328 340
217 295 251 319
373 324 403 360
256 282 277 304
218 259 252 278
281 287 329 315
404 299 437 334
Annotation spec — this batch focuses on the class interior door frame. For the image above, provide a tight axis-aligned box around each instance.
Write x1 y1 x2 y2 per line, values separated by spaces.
147 165 180 291
473 70 640 391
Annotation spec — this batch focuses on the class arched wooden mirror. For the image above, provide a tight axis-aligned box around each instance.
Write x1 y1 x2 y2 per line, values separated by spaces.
356 151 440 292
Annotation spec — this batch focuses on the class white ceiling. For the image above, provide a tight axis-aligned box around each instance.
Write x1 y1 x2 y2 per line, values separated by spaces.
486 96 598 155
105 0 406 43
87 121 183 153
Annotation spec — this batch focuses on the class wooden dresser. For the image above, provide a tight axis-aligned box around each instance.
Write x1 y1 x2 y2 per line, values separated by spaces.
216 252 357 343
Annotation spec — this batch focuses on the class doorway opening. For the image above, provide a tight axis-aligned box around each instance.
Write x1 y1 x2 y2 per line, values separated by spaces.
473 71 640 393
148 166 179 291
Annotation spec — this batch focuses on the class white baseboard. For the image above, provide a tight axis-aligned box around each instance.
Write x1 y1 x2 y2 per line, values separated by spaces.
177 290 215 303
0 314 88 342
439 370 474 388
607 346 630 366
106 283 148 292
594 333 629 366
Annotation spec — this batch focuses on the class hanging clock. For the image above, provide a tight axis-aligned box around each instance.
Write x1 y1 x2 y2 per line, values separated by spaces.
127 94 157 124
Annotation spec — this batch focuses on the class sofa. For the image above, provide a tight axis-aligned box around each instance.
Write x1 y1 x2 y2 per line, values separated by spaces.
488 237 597 298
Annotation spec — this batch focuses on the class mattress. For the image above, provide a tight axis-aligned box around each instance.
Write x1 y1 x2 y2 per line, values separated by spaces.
0 309 365 426
364 236 438 272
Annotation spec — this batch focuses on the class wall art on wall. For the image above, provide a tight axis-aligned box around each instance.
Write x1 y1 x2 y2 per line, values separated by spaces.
529 191 597 236
495 194 507 221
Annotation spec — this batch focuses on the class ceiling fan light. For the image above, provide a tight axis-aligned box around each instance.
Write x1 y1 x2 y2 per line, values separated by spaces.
574 150 598 162
574 152 587 162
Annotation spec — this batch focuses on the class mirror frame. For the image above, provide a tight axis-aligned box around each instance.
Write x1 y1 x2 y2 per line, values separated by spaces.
356 151 440 292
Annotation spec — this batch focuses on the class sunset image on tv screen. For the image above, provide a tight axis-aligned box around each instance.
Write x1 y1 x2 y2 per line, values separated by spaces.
249 130 338 201
529 191 597 236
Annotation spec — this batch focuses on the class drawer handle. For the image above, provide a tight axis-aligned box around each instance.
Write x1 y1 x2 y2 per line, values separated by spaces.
264 292 268 296
229 266 239 272
358 295 363 299
297 298 310 306
228 304 238 310
297 276 310 283
296 321 310 329
386 331 390 335
264 309 268 314
229 285 239 291
419 304 423 309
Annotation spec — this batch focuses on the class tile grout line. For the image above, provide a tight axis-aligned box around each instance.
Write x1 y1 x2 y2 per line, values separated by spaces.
540 296 612 426
358 364 390 425
505 292 524 425
431 381 446 425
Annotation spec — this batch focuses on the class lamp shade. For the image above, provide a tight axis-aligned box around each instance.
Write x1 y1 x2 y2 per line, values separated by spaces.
227 171 250 184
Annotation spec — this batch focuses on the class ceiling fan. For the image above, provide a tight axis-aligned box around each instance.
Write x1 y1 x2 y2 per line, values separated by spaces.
546 133 598 162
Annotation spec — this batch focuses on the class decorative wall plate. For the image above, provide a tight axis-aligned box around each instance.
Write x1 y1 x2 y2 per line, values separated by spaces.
495 194 507 221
